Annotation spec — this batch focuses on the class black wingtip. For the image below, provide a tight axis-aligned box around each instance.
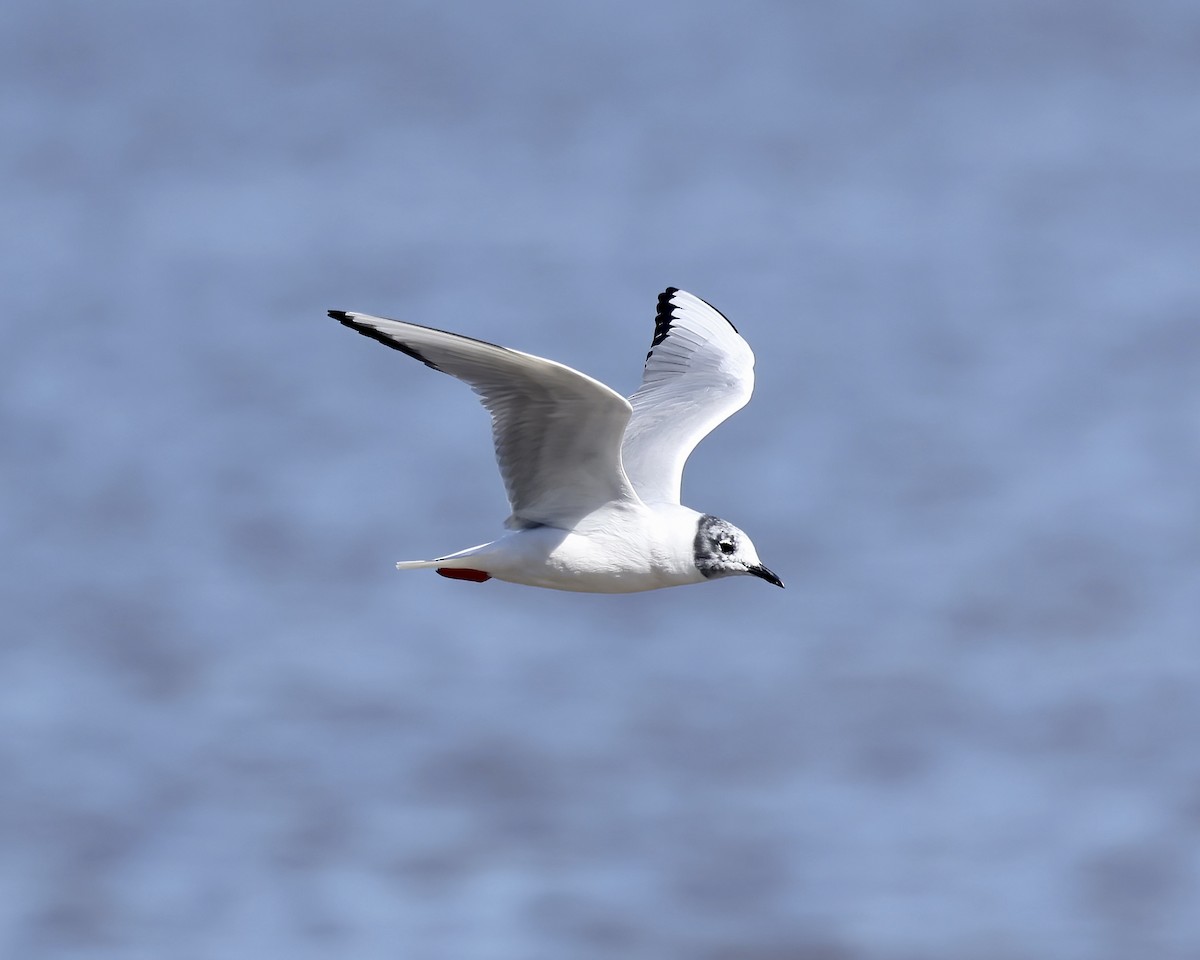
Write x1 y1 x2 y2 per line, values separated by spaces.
649 287 680 355
654 286 740 337
329 308 438 370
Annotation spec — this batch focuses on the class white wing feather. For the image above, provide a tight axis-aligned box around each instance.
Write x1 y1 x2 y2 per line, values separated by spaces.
620 289 755 505
331 310 641 528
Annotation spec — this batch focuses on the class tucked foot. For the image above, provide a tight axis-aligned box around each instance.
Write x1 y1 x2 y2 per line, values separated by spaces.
436 567 492 582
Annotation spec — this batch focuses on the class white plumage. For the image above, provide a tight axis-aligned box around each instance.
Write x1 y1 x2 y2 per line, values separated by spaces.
330 287 781 593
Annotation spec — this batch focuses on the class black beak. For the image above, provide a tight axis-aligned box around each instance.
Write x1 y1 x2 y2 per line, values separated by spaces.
749 564 785 588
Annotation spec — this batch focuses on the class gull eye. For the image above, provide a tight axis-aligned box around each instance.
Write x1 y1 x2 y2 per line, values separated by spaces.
717 538 736 555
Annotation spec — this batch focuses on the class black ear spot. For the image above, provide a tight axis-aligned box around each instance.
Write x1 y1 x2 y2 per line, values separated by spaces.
694 514 742 579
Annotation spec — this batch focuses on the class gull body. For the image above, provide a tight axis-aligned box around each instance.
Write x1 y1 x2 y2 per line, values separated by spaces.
330 288 782 593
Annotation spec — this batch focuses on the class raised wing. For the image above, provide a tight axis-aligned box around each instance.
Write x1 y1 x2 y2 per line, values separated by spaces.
331 310 641 528
620 288 755 505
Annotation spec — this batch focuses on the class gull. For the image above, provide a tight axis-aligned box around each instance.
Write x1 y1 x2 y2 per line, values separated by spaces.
329 287 782 593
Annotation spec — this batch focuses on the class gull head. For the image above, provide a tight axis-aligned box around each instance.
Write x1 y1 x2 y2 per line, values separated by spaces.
692 514 784 588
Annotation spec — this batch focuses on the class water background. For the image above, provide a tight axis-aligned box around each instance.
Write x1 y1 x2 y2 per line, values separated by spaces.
4 2 1199 957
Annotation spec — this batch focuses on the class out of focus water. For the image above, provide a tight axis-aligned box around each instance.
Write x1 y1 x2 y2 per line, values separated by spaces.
3 1 1199 957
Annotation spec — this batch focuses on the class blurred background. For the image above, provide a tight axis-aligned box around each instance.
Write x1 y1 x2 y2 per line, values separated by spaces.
3 1 1198 957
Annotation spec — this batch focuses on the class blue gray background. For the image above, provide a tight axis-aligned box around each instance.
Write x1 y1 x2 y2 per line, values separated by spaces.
4 1 1199 958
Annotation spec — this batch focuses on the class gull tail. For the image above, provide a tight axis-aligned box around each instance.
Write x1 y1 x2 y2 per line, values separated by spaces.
393 559 437 570
396 542 495 583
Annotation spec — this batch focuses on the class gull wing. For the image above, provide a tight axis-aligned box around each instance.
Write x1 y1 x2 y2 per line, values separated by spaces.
331 310 641 528
620 288 755 505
